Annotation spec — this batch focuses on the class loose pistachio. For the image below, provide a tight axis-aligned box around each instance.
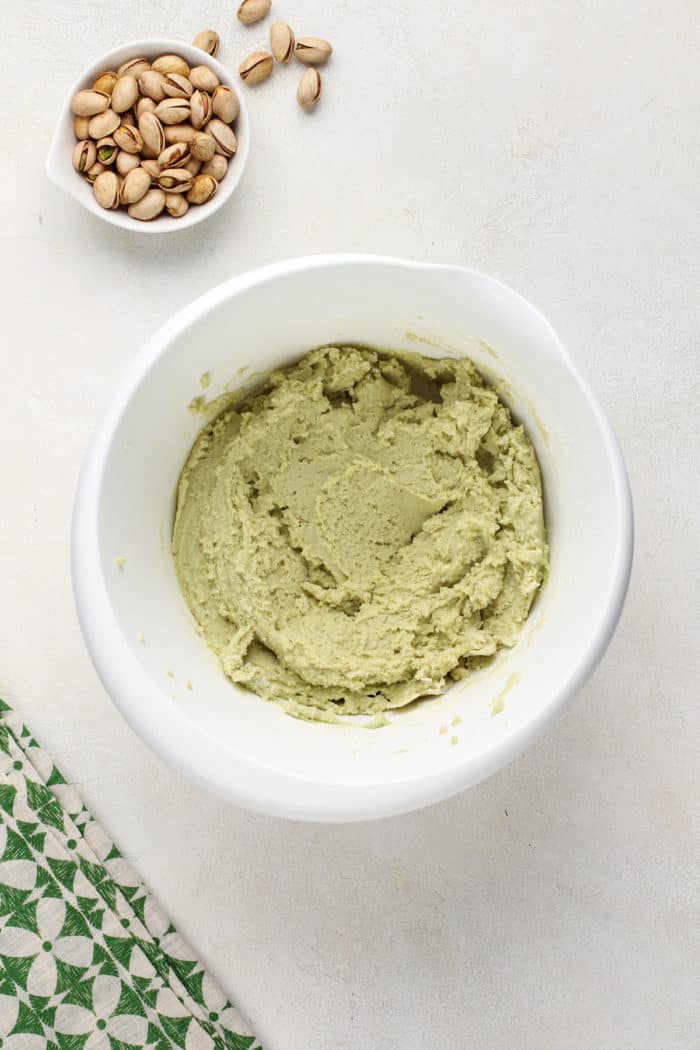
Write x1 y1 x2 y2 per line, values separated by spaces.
162 73 194 99
138 111 166 159
201 154 227 180
92 70 118 94
154 98 191 125
85 161 106 184
152 54 190 77
189 65 220 92
88 108 120 138
117 57 150 79
165 192 190 217
72 139 96 173
184 157 202 176
294 37 332 64
128 187 166 220
111 75 139 114
270 21 295 63
120 166 152 204
187 174 218 205
158 168 194 193
239 50 274 84
164 123 196 144
138 70 166 102
191 131 216 162
189 90 212 129
74 114 91 138
297 67 321 108
96 136 118 164
207 118 237 157
192 30 220 57
93 170 121 209
158 142 191 168
237 0 271 24
136 96 156 118
141 158 162 182
211 85 239 123
114 123 143 154
71 89 110 117
116 150 142 175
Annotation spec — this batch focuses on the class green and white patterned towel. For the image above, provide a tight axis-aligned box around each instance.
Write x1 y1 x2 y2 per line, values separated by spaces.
0 699 260 1050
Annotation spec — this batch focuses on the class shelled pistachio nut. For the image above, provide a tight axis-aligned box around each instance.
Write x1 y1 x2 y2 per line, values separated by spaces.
192 30 220 57
201 154 227 180
118 57 150 79
158 168 194 193
190 90 213 129
96 136 118 164
92 71 118 94
239 50 274 85
187 174 218 205
211 85 239 123
237 0 271 24
207 119 237 157
165 192 190 217
297 67 321 108
72 139 97 173
128 187 166 220
152 54 190 77
111 75 139 113
189 65 220 92
191 131 216 162
114 123 143 153
162 73 194 99
158 142 191 168
93 170 121 209
120 166 151 204
138 70 166 102
154 98 191 125
88 108 120 138
271 22 295 63
71 89 110 117
295 37 332 64
116 150 142 175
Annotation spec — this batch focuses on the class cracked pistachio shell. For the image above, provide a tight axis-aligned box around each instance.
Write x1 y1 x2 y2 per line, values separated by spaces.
295 37 332 64
187 173 217 204
116 149 142 175
211 85 239 123
120 166 152 204
189 65 220 92
73 114 90 138
162 73 194 99
111 75 139 114
114 123 143 154
190 90 212 129
237 0 271 24
239 51 273 85
136 96 156 118
192 30 220 57
92 70 118 94
96 136 118 164
191 131 216 162
271 21 295 63
152 54 190 77
201 154 227 180
88 108 120 138
297 67 321 108
141 158 162 182
138 70 166 102
154 98 191 125
128 187 166 220
72 139 96 173
93 170 120 209
164 123 196 144
85 161 106 183
165 192 189 217
157 168 194 192
71 90 110 117
138 111 166 157
207 118 237 157
117 57 150 78
158 142 191 168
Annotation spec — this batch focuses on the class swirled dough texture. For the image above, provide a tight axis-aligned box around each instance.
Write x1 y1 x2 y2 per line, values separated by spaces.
172 347 548 719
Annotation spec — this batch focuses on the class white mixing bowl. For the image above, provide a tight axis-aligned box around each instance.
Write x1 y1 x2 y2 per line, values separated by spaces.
72 255 633 821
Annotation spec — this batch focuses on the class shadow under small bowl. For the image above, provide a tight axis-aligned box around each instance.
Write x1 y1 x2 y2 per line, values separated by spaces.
46 38 250 233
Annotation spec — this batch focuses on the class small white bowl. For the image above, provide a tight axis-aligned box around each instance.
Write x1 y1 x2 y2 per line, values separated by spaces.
46 38 249 233
72 255 634 821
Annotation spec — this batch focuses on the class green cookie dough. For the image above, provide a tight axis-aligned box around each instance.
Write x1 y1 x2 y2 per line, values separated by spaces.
172 346 548 719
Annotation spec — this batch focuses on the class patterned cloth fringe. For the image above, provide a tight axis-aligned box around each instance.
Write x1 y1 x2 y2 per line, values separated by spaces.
0 699 260 1050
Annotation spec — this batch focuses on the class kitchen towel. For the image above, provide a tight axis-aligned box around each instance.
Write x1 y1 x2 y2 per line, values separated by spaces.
0 699 259 1049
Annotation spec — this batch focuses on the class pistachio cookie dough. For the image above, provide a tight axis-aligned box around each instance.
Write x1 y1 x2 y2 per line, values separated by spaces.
172 346 549 719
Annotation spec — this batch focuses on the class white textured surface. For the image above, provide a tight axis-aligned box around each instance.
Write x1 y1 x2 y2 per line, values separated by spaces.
1 1 698 1047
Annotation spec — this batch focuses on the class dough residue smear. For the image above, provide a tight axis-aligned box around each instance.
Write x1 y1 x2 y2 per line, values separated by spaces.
172 346 548 720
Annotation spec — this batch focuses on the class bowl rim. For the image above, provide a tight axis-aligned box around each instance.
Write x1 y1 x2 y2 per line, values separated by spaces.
46 37 250 234
71 254 634 821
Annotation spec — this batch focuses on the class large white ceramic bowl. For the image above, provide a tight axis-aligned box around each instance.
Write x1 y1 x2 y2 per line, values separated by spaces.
72 255 633 821
46 38 249 233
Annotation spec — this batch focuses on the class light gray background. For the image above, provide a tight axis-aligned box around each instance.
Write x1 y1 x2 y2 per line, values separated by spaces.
2 1 698 1047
